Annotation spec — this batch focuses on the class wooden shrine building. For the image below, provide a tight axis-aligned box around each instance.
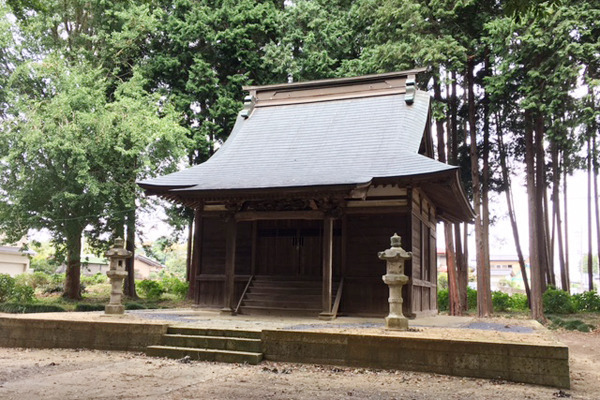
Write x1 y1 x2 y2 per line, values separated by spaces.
139 69 474 319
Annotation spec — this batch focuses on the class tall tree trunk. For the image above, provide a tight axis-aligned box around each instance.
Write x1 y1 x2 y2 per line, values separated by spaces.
497 118 531 302
543 187 556 287
534 115 549 293
467 58 491 317
450 70 467 310
525 110 544 320
593 134 600 292
63 225 83 300
587 137 595 292
123 209 138 298
563 168 571 293
434 74 461 313
481 52 492 309
552 142 567 292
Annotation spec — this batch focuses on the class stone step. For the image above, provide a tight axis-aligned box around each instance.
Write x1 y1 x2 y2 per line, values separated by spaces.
166 327 262 339
146 345 263 365
162 334 262 353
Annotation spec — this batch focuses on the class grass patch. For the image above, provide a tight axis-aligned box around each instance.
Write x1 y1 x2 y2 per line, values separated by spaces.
548 315 596 332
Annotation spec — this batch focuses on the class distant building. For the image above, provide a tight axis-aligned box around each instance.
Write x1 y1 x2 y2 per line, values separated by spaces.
133 255 164 279
438 251 528 294
0 245 31 276
57 254 164 280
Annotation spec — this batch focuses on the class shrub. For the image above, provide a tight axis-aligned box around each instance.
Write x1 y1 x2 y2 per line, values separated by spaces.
11 284 35 303
548 316 595 332
509 293 529 311
492 291 511 312
0 274 16 302
124 302 147 310
467 287 478 310
573 291 600 312
437 273 448 290
0 303 66 313
43 283 64 294
161 276 189 299
543 287 576 314
137 280 165 300
437 289 449 311
74 303 105 312
81 273 108 286
49 274 65 284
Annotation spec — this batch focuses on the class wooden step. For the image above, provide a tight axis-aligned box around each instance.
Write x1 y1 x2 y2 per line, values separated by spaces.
245 293 323 302
146 345 263 364
238 305 321 316
162 334 262 353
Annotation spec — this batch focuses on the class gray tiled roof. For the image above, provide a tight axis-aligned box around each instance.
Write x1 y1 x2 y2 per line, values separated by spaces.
139 91 456 192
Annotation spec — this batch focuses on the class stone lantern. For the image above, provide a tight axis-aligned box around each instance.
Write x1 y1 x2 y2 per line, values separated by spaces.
378 233 412 330
104 237 132 315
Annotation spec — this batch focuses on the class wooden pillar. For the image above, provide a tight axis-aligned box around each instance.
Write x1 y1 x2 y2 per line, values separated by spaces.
320 216 334 320
221 215 237 315
188 209 202 302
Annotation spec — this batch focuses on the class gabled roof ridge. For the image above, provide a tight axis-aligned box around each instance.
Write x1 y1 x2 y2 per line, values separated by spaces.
243 68 427 92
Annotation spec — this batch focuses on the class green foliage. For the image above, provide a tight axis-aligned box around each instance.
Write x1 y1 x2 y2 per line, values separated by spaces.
437 272 448 290
0 303 66 313
161 275 189 299
492 291 511 312
0 274 16 302
10 284 35 303
14 272 51 290
573 291 600 312
509 293 529 311
437 289 449 311
80 273 108 286
543 287 576 314
467 287 478 310
137 280 165 300
548 316 596 332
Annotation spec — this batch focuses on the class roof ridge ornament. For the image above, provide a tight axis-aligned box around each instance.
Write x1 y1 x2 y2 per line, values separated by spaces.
240 95 256 119
405 75 416 105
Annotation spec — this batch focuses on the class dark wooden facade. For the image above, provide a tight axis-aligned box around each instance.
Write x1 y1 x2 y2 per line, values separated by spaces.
189 186 438 318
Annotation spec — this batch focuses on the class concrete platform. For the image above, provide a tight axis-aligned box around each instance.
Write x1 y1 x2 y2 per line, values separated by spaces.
0 309 570 388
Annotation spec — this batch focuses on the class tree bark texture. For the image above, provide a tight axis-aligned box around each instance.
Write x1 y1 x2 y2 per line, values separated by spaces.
467 59 491 317
563 168 571 292
63 225 83 300
481 54 492 310
551 141 567 292
594 134 600 292
587 137 594 292
123 210 137 298
434 74 461 314
525 110 544 320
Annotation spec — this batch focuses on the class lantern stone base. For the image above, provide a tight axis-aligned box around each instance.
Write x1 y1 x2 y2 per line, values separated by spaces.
385 315 409 330
105 304 125 315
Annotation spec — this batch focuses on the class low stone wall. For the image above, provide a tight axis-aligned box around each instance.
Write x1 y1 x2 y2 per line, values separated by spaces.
262 330 570 389
0 317 168 352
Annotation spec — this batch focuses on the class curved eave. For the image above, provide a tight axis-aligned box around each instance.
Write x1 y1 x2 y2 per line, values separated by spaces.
418 169 475 223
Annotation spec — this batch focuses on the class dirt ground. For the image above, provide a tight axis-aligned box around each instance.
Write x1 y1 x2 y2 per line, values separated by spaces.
0 328 598 400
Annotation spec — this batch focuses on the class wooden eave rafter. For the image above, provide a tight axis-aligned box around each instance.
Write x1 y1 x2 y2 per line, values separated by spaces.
146 168 473 223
